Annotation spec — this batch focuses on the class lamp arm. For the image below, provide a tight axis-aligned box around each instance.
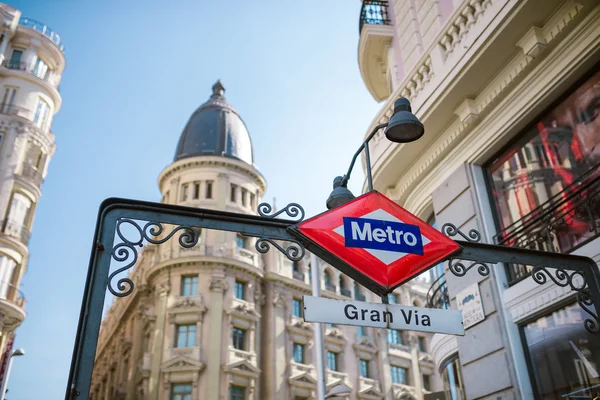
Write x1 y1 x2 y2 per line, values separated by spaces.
341 123 388 188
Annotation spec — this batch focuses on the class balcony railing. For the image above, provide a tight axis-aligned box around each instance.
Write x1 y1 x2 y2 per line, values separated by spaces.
0 281 26 309
19 17 65 52
1 220 30 244
355 293 366 301
359 1 391 33
325 283 336 292
2 60 59 87
0 104 31 119
293 270 305 281
17 164 43 186
340 288 352 297
426 274 449 309
495 163 600 285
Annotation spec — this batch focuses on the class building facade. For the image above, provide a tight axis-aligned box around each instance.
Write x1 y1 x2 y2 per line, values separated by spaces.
0 2 64 371
90 82 442 400
358 0 600 399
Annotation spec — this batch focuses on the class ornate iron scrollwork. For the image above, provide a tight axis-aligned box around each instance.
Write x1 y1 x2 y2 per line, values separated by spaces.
441 223 490 278
257 202 305 222
255 237 305 262
530 266 600 334
110 219 199 297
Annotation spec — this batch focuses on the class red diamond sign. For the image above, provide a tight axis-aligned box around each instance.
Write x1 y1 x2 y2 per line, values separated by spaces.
292 191 460 294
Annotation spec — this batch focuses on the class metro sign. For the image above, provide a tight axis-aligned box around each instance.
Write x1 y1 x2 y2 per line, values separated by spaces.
292 191 461 294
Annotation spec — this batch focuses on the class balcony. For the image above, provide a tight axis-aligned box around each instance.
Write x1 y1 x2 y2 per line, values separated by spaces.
0 281 26 310
0 104 31 119
1 220 30 244
2 60 60 88
17 164 43 187
359 1 390 33
495 163 600 285
426 274 449 309
19 17 65 52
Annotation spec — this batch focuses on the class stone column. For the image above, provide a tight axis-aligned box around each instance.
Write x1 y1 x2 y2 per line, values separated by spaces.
0 34 12 65
205 273 227 400
273 287 289 398
409 334 423 400
127 306 147 400
149 286 169 400
377 329 393 400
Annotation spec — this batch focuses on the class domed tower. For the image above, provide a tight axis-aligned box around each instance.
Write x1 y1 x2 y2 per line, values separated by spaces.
0 4 65 359
133 81 266 399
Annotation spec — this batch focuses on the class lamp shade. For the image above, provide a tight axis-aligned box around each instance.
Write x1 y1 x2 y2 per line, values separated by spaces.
326 176 355 210
384 97 424 143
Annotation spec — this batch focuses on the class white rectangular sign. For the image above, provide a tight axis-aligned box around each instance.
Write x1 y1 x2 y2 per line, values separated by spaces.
456 283 485 329
303 296 464 336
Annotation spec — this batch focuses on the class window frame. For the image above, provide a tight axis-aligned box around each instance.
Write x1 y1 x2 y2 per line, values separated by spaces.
359 359 369 378
175 324 196 348
230 385 245 400
180 275 198 297
232 326 246 350
206 181 213 199
292 298 303 318
171 383 193 400
327 351 338 371
193 182 200 199
390 365 408 384
293 342 305 364
234 280 246 300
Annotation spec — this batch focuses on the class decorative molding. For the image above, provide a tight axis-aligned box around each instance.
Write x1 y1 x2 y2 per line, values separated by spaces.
209 277 228 293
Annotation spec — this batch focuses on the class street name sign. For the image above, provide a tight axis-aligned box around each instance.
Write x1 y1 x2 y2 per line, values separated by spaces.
303 296 464 336
293 191 461 294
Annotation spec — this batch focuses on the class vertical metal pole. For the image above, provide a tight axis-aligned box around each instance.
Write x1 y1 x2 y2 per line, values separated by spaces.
311 253 326 400
0 355 15 400
364 142 373 192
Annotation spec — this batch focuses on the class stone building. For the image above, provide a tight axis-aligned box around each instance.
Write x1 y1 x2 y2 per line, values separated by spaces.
89 82 440 400
358 0 600 399
0 2 65 372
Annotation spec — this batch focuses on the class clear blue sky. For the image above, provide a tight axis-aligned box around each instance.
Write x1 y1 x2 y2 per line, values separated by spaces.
7 1 380 398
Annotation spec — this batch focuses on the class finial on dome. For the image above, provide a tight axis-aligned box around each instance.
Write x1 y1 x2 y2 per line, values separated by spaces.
212 80 225 97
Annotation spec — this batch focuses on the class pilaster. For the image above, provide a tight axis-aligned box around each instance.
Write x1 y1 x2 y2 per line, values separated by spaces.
149 286 169 400
205 272 227 400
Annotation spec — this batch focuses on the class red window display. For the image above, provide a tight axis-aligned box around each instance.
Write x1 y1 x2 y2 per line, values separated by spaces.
488 69 600 255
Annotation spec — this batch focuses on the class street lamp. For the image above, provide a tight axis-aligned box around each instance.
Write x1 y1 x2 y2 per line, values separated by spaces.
0 348 25 400
326 97 424 209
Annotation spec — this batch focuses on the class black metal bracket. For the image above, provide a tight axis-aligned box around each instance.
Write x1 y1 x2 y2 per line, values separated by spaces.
66 198 600 400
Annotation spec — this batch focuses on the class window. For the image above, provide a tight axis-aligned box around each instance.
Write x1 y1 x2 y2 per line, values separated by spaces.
390 365 408 384
0 255 16 299
236 235 246 249
171 383 192 400
250 193 255 208
234 280 245 299
292 298 302 318
241 188 247 206
387 293 398 303
359 359 369 378
193 183 200 199
522 303 600 399
441 355 466 400
488 70 600 257
324 270 335 292
418 336 426 352
33 98 50 130
387 329 402 344
327 351 338 371
230 184 237 202
33 57 48 79
230 386 245 400
180 276 198 296
232 327 246 350
1 87 17 113
293 343 304 363
176 324 196 348
357 326 366 337
8 49 22 68
181 184 189 201
423 374 431 391
206 181 213 199
7 192 32 228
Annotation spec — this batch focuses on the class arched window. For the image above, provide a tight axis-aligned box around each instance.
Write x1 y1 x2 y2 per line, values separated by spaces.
339 277 350 297
324 270 335 292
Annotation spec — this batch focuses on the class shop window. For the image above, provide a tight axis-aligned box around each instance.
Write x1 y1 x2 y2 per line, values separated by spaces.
488 70 600 261
522 303 600 399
